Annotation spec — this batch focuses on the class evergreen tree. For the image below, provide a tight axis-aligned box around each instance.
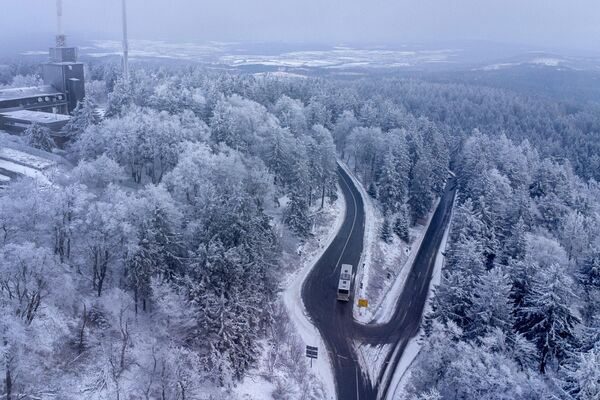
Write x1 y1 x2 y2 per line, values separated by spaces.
562 345 600 400
62 97 101 139
367 181 378 199
25 123 54 152
377 149 403 213
284 191 312 237
380 217 393 244
105 78 133 117
518 264 580 373
578 251 600 324
394 204 411 243
468 267 514 338
409 157 434 223
502 217 527 263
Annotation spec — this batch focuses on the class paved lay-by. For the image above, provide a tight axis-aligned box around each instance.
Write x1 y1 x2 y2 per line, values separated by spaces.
301 164 457 400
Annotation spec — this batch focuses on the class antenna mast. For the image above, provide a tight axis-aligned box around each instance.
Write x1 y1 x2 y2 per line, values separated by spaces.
56 0 66 47
122 0 130 83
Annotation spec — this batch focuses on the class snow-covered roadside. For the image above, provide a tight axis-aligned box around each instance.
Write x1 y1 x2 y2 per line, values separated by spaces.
281 189 346 400
338 160 438 325
336 161 376 322
385 192 457 400
354 342 393 388
234 187 346 400
370 198 439 324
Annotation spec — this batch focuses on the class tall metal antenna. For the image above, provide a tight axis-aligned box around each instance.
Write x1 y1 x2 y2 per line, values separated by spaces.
122 0 130 83
56 0 66 47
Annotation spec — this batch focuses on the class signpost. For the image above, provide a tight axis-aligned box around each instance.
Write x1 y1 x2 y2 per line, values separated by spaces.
358 298 369 308
306 345 318 367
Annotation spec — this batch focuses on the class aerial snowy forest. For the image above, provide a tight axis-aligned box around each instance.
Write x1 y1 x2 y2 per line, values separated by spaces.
1 60 600 399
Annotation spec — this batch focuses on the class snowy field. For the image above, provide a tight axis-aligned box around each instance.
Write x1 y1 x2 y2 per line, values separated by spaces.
27 40 460 71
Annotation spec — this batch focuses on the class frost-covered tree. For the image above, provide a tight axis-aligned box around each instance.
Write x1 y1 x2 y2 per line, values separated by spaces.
62 96 101 139
409 157 434 223
377 149 403 213
333 110 358 159
562 345 600 400
394 204 411 243
468 267 514 338
25 123 54 152
518 264 580 373
272 95 307 136
105 78 133 117
380 217 393 244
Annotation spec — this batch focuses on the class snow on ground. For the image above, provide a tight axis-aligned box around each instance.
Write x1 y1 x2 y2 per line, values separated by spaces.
0 173 10 182
369 199 439 325
337 161 376 322
0 147 56 170
0 159 50 184
385 192 457 400
338 160 438 325
77 39 459 70
354 342 393 387
530 57 564 66
235 375 276 400
234 189 346 400
280 191 346 400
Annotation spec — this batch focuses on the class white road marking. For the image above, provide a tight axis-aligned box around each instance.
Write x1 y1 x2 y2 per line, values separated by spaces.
330 168 359 276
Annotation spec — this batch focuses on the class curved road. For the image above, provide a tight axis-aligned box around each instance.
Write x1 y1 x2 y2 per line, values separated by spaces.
301 165 457 400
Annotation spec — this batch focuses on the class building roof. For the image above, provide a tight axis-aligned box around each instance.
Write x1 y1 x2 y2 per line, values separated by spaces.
0 110 71 124
0 86 64 102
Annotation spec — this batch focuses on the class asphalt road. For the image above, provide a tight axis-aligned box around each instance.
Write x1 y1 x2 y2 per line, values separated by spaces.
301 164 457 400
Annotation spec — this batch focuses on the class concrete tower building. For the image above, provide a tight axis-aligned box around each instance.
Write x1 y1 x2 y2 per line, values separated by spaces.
0 0 85 132
42 0 85 114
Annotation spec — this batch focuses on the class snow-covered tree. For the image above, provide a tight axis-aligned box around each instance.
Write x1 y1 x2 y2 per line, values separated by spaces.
562 345 600 400
518 264 580 373
62 96 101 139
380 217 393 244
394 204 411 243
25 123 54 152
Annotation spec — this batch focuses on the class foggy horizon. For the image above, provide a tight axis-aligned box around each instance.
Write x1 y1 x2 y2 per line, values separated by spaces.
1 0 600 53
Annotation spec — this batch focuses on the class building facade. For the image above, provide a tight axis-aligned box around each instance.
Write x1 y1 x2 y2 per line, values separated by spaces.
0 44 85 132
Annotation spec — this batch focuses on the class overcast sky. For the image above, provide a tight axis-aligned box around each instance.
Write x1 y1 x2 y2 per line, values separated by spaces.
1 0 599 51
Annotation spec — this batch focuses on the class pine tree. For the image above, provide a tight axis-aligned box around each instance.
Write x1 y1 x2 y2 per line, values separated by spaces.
394 204 410 243
285 191 312 237
377 149 403 213
62 97 101 139
25 123 54 152
367 181 378 199
409 157 434 223
578 251 600 324
105 78 133 117
380 217 393 244
468 267 514 338
518 264 580 373
562 345 600 400
502 216 527 263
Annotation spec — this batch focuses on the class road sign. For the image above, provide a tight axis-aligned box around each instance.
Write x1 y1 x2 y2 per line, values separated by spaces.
358 298 368 308
306 345 318 367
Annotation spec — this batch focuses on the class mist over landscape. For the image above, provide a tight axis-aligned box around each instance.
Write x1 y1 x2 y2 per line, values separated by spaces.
1 1 600 400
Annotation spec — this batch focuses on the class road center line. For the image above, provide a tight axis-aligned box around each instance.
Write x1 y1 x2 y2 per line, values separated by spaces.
330 166 359 277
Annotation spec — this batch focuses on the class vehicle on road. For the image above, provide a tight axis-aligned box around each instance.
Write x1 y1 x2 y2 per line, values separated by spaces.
337 264 353 301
